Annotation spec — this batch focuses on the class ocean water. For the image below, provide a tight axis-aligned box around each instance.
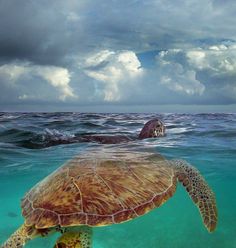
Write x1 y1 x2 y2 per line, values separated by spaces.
0 112 235 248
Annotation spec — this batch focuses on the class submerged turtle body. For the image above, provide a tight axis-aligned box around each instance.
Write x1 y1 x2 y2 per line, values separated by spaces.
2 148 218 248
22 150 176 228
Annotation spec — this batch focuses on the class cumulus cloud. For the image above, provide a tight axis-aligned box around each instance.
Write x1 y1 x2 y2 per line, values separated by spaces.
186 44 236 73
0 62 75 102
153 44 236 103
188 44 236 102
33 66 75 100
0 63 29 82
82 50 144 101
1 43 236 107
156 50 205 95
0 0 236 110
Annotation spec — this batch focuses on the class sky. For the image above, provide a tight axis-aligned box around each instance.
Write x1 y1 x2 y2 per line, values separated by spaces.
0 0 236 113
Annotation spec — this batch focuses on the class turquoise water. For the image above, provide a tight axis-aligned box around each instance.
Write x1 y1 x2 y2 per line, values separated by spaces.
0 113 235 247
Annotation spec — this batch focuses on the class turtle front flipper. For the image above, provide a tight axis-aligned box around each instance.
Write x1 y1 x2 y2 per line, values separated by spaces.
2 223 38 248
171 159 218 232
54 227 92 248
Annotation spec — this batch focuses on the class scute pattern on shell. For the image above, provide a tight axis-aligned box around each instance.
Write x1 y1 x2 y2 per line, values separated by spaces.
21 149 176 228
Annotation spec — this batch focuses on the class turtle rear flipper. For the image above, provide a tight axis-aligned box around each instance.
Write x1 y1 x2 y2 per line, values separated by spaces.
172 159 218 232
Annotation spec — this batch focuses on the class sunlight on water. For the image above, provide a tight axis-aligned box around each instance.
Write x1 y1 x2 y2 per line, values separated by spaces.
0 113 236 248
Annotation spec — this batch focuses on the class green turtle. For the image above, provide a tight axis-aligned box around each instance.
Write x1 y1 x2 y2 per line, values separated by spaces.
79 118 166 144
19 119 165 149
2 148 217 248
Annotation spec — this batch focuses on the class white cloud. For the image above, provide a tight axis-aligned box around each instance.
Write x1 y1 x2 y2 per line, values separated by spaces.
33 66 75 100
186 44 236 73
0 63 29 82
160 71 205 95
0 63 75 101
1 44 236 107
82 50 144 101
186 50 206 70
156 50 205 95
85 50 115 67
154 44 236 102
18 94 29 100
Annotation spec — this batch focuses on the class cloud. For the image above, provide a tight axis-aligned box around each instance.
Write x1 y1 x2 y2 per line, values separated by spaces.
153 44 236 104
81 50 144 101
0 1 236 110
156 50 205 95
33 66 75 100
1 0 236 67
1 43 236 107
0 63 29 82
0 62 75 102
186 44 236 73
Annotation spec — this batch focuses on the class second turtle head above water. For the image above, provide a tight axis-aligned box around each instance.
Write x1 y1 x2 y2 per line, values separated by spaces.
138 119 165 139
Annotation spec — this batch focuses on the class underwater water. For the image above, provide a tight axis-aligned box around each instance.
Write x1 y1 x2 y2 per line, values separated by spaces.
0 112 235 248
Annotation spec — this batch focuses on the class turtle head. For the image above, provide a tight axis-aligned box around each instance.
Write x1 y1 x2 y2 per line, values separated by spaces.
138 119 165 139
54 229 92 248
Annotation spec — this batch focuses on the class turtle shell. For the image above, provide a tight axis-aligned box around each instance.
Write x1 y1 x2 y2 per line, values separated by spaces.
21 149 177 229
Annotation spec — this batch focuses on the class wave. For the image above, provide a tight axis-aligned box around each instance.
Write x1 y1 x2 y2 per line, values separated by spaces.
0 128 35 142
15 128 77 149
79 121 104 128
43 128 75 140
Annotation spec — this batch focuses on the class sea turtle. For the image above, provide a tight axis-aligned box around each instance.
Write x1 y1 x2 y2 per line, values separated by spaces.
79 118 166 144
20 119 165 149
2 148 217 248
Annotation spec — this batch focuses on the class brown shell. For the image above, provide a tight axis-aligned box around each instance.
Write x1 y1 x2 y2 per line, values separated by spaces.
21 149 177 229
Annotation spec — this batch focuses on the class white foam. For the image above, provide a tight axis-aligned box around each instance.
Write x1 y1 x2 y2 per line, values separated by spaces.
43 128 75 141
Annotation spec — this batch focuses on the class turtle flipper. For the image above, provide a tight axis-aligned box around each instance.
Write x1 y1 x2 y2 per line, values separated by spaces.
2 223 37 248
172 159 218 232
54 227 92 248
